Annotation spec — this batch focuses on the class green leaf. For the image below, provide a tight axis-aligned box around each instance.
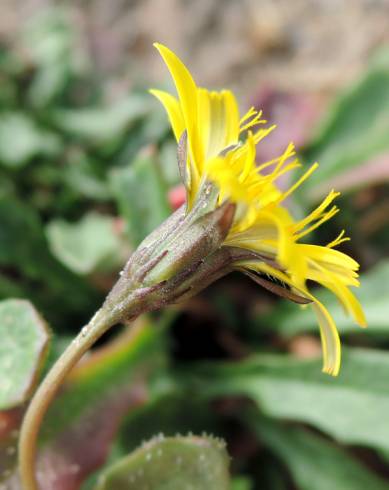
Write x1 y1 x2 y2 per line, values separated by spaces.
24 8 83 106
63 153 110 201
255 419 388 490
0 194 45 275
28 63 69 108
0 112 61 168
38 320 166 487
24 8 77 66
260 260 389 337
118 391 223 457
302 52 389 198
110 152 171 247
1 318 167 488
0 299 50 484
52 96 149 144
0 193 101 328
187 348 389 453
0 299 50 410
231 476 254 490
46 212 123 275
94 435 230 490
42 319 166 439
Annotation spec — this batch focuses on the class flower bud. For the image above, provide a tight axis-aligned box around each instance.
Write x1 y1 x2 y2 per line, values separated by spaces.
102 200 236 324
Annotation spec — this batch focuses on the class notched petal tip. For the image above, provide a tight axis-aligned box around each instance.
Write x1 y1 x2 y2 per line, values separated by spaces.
358 314 368 329
311 300 341 377
322 365 340 377
153 41 164 50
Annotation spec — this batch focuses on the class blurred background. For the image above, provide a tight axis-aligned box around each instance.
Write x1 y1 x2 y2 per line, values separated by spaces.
1 1 389 489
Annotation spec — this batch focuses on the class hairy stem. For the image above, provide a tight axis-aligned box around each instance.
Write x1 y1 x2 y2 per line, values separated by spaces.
18 306 128 490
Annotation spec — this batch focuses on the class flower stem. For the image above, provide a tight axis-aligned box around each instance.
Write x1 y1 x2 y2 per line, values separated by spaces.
18 307 124 490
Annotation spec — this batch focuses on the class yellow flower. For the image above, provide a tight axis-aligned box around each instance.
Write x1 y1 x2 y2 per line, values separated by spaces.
150 43 268 208
151 43 366 376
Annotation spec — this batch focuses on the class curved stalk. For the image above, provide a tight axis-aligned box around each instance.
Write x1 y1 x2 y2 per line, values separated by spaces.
18 307 127 490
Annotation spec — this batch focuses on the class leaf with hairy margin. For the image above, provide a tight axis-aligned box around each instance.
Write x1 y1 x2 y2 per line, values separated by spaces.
0 299 50 410
1 318 167 489
94 435 230 490
0 299 49 484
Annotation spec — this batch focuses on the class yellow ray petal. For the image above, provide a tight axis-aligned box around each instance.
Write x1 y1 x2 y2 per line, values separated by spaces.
223 90 240 144
311 299 341 376
154 43 203 172
326 281 366 327
259 210 292 266
305 265 366 327
298 244 360 271
149 89 185 141
197 88 240 160
236 260 341 376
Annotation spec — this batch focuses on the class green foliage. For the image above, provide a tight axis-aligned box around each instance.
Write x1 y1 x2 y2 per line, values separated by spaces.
94 435 230 490
231 476 254 490
185 348 389 453
42 319 167 443
0 317 167 486
52 97 149 144
0 7 175 329
110 152 171 247
0 299 49 409
302 48 389 198
46 212 124 275
255 419 388 490
0 112 61 168
0 299 49 483
0 193 101 329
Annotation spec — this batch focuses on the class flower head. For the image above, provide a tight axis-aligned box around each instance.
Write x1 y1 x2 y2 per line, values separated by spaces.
150 43 366 376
